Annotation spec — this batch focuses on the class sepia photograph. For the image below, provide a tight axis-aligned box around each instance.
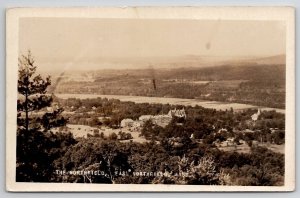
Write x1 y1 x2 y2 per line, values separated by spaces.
6 7 295 192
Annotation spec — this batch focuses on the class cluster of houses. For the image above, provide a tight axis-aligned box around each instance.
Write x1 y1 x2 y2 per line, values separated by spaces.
120 108 186 129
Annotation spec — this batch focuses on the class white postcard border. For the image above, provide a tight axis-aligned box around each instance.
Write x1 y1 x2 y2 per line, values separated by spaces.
6 7 295 192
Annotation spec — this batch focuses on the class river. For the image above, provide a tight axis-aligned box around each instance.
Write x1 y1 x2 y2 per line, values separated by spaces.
55 94 285 114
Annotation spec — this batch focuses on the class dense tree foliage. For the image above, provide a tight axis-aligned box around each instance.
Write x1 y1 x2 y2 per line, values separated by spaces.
52 138 284 185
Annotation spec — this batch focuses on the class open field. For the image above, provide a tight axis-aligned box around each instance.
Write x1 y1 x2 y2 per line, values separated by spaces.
258 143 285 154
56 93 285 114
207 80 249 88
218 144 251 154
218 143 284 154
52 124 148 143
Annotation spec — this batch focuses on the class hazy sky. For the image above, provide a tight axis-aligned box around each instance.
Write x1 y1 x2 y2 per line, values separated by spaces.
19 18 286 71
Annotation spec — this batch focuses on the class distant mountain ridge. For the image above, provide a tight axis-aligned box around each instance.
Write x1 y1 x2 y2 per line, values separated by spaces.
39 54 286 73
250 54 286 65
172 54 286 67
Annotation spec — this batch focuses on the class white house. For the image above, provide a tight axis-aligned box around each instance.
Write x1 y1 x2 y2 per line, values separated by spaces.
120 118 135 128
139 115 153 122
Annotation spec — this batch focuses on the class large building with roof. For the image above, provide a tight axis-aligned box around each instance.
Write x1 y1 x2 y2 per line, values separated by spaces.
121 108 187 129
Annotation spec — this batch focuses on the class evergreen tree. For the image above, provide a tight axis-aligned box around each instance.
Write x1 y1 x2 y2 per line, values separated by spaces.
17 51 67 132
16 51 69 182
